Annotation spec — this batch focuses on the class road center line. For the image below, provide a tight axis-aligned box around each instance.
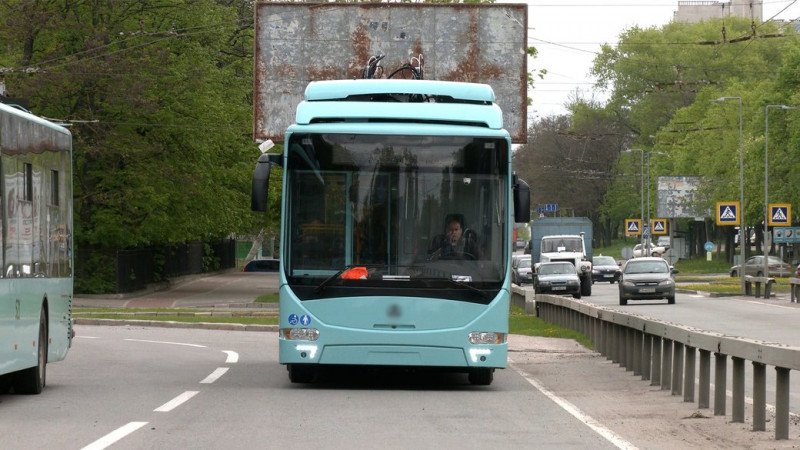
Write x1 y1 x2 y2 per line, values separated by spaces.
125 338 206 348
200 368 229 384
154 391 199 412
510 362 639 450
223 350 239 363
81 421 148 450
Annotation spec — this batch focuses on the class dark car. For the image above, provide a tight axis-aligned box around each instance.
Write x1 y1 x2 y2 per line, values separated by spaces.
618 257 677 305
242 258 280 272
730 255 792 277
512 256 533 285
592 255 621 284
534 262 581 299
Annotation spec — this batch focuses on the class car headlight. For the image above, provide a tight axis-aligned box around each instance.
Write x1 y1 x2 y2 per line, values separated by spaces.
567 280 579 286
658 279 675 287
622 280 636 287
539 281 551 287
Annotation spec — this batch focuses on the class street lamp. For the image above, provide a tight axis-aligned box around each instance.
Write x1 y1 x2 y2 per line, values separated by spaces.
712 96 744 293
624 148 644 250
764 104 796 277
646 151 667 256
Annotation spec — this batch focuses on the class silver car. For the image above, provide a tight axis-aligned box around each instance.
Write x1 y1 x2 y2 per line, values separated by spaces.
513 256 533 285
618 257 677 305
535 262 581 299
729 255 792 277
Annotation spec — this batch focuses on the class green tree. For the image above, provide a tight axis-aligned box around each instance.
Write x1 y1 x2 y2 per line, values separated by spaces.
0 0 264 291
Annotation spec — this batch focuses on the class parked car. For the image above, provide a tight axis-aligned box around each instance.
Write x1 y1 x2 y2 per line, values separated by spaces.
618 257 677 305
242 258 280 272
534 261 581 299
512 256 533 285
632 242 667 258
656 236 671 251
729 255 792 277
592 255 621 284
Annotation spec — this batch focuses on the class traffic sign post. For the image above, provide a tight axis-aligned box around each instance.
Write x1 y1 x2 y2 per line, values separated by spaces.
704 241 714 261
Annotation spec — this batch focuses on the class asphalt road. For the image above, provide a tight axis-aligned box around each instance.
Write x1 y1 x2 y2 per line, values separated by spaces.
5 324 797 449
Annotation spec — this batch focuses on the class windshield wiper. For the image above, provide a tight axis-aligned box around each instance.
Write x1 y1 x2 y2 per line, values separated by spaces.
314 265 354 294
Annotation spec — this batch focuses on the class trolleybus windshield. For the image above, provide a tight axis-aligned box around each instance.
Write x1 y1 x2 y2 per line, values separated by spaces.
285 133 508 304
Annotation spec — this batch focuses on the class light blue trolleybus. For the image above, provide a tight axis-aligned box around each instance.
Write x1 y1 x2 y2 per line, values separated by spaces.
252 79 529 385
0 102 73 394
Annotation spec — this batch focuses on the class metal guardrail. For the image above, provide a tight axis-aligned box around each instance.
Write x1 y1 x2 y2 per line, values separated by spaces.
744 275 775 298
510 285 800 440
790 278 800 303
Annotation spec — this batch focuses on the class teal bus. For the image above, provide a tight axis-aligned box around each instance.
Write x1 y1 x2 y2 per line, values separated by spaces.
252 79 529 385
0 102 73 394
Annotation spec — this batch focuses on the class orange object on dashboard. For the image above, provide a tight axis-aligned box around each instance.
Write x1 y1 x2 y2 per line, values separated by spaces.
341 267 368 280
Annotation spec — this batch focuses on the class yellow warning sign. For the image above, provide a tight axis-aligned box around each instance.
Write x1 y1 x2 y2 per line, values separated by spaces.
651 219 667 235
625 219 641 236
768 204 791 227
716 202 740 226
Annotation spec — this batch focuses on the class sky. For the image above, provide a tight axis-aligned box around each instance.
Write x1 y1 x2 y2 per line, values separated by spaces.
511 0 800 121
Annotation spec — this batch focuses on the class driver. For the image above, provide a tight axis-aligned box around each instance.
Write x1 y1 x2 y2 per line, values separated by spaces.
429 214 479 260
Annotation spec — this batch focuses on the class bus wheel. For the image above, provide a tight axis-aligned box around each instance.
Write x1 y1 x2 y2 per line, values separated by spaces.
468 368 494 386
287 364 316 383
15 310 47 395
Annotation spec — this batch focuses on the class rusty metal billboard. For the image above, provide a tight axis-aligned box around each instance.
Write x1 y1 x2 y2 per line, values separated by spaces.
254 2 528 143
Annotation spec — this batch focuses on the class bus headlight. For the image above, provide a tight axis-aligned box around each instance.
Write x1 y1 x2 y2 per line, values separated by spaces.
469 332 505 345
282 328 320 341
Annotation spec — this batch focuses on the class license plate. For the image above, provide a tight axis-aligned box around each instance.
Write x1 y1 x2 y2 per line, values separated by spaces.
603 274 613 278
639 287 655 293
553 286 566 291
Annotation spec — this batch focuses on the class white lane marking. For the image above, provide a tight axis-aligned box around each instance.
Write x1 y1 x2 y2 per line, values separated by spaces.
75 336 100 339
125 338 206 348
744 300 795 310
511 362 639 450
154 391 199 412
223 350 239 363
201 368 229 384
81 421 148 450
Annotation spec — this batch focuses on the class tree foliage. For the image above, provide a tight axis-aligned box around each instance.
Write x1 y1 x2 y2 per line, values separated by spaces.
0 0 270 252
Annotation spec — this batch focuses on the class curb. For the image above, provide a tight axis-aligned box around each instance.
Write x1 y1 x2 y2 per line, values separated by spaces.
75 318 279 333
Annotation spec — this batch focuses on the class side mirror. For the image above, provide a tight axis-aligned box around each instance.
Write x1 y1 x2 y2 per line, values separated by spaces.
251 153 282 212
513 175 530 223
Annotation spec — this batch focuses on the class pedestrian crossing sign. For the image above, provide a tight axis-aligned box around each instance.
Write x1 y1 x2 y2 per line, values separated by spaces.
716 202 740 225
625 219 641 236
651 219 667 235
768 204 791 226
